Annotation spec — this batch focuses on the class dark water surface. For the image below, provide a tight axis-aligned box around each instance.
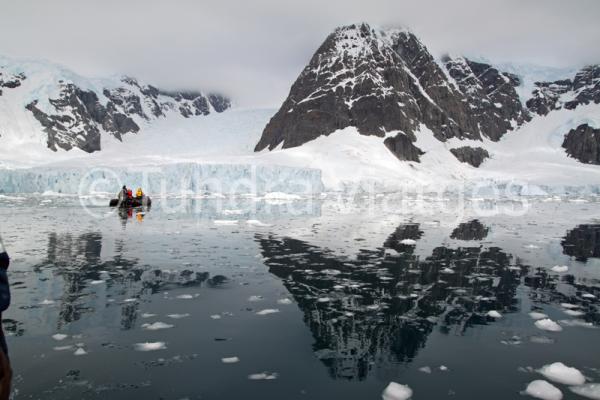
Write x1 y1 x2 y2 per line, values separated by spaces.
1 195 599 399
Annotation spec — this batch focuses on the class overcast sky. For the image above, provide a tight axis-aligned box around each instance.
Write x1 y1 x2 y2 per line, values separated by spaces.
1 0 599 107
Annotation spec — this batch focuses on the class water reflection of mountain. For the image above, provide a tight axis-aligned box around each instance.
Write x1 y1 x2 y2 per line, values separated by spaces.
451 219 490 241
31 232 218 329
256 221 527 381
562 224 600 261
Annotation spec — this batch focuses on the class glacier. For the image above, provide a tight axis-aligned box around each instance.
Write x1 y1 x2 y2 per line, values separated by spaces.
0 163 324 195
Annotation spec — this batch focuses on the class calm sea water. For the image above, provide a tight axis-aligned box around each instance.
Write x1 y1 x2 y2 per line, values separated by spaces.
0 195 599 399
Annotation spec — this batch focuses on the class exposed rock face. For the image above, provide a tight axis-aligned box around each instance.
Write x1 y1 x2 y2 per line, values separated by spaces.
384 132 424 162
26 84 139 152
255 23 528 163
450 146 490 167
17 76 231 153
562 124 600 164
443 57 528 141
0 68 26 95
527 65 600 115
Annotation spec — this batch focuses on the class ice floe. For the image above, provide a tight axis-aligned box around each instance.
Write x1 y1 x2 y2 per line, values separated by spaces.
550 265 569 273
570 384 600 400
214 220 238 225
524 380 563 400
74 348 87 356
256 309 280 315
382 382 413 400
487 310 502 318
248 372 278 380
141 313 157 318
535 319 563 332
141 322 174 331
221 357 240 364
400 239 417 245
529 312 549 320
52 333 68 341
538 362 585 385
277 298 293 305
134 342 167 351
167 313 190 319
418 366 432 374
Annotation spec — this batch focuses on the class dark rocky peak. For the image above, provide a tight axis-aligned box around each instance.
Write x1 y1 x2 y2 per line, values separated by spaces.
562 123 600 165
255 23 529 162
527 65 600 115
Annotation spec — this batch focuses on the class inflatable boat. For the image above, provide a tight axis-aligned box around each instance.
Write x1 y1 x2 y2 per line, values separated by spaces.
109 196 152 208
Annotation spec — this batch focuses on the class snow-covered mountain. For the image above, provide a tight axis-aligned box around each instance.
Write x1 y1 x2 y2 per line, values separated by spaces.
0 55 230 157
1 23 600 195
253 23 600 192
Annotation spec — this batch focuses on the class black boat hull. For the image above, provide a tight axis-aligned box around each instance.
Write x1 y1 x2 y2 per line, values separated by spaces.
109 197 152 208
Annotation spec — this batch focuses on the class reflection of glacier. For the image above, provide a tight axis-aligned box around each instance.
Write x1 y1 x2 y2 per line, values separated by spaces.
0 163 324 195
256 222 528 380
31 232 221 329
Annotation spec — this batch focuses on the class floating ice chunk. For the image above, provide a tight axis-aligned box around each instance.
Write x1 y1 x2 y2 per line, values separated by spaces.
248 371 278 380
535 319 563 332
563 309 585 317
256 309 280 316
530 336 555 344
439 365 449 371
90 280 105 285
222 209 244 215
538 362 585 385
570 384 600 400
221 357 240 364
582 294 596 299
214 220 238 225
558 319 596 328
487 310 502 318
210 314 222 320
53 345 74 351
176 294 194 299
246 220 271 227
248 295 264 302
440 268 454 274
52 334 68 341
141 313 157 318
123 298 138 303
382 382 413 400
134 342 167 351
551 265 569 273
529 312 548 320
74 348 87 356
524 380 563 400
167 313 190 319
264 192 301 200
525 244 541 249
418 366 432 374
561 303 579 309
400 239 417 245
141 322 174 331
317 297 331 303
39 299 55 305
321 269 341 275
277 298 293 305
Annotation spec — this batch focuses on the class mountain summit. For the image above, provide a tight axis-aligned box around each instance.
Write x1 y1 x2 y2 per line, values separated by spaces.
254 23 599 169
